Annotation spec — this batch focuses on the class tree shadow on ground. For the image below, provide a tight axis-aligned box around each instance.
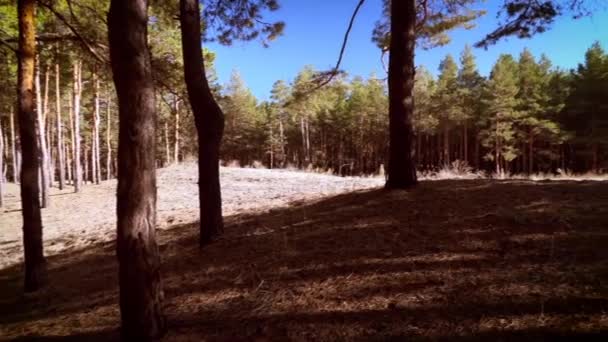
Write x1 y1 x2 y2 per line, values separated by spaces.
1 180 607 340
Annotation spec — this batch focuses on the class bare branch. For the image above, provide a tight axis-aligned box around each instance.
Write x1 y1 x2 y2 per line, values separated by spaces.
289 0 366 103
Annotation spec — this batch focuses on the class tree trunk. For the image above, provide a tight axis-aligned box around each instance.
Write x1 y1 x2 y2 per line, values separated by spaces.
10 107 19 183
72 60 82 192
35 62 49 207
164 121 170 165
106 95 112 180
17 0 47 292
43 64 52 188
279 116 285 167
93 70 101 184
83 137 89 184
108 0 165 339
180 0 225 245
55 61 65 189
173 98 180 164
385 0 417 189
495 120 500 175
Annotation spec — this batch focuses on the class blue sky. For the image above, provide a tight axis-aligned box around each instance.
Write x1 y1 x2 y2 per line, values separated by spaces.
207 0 608 100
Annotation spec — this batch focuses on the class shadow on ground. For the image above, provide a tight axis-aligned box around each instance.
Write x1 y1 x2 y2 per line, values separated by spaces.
1 180 608 341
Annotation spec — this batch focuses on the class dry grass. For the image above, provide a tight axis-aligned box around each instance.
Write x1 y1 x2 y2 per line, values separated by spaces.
1 179 608 341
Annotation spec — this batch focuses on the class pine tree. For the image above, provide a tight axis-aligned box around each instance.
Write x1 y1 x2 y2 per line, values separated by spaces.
481 54 520 175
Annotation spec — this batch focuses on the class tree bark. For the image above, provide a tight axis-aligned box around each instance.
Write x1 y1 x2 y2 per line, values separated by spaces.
17 0 47 292
108 0 165 339
93 69 101 184
385 0 417 189
10 107 19 183
105 96 112 180
164 121 170 165
72 60 82 192
55 60 65 189
173 98 180 164
180 0 225 245
35 62 49 207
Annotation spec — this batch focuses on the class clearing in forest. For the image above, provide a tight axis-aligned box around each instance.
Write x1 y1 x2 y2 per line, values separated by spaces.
1 166 607 340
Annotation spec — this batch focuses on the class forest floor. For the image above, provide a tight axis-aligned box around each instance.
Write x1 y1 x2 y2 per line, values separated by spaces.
1 165 607 341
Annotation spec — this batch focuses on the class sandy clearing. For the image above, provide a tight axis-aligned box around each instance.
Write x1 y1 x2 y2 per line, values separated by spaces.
0 164 382 269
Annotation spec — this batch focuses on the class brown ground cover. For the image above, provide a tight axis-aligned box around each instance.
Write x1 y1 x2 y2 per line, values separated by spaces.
1 177 607 341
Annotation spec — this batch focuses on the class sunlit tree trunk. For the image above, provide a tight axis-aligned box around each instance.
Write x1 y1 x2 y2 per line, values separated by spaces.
93 70 101 184
105 95 112 180
18 0 47 292
180 0 225 245
10 107 19 183
173 98 180 163
72 60 82 192
35 62 49 207
108 0 166 338
164 121 170 165
55 60 65 189
385 0 417 189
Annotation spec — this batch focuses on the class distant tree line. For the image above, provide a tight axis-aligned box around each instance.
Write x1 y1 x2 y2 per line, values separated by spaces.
217 43 608 176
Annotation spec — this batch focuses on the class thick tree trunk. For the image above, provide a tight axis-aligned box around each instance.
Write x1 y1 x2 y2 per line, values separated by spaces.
108 0 165 339
10 107 19 183
385 0 417 189
55 61 65 189
173 99 180 164
72 60 82 192
35 63 49 207
18 0 47 292
180 0 225 245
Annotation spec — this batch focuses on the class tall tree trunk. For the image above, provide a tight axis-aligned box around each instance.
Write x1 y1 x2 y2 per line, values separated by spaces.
385 0 417 189
93 70 101 184
164 121 170 165
10 107 19 183
173 98 180 163
43 64 52 187
18 0 47 292
495 120 500 175
72 60 82 192
279 116 285 167
106 96 112 180
35 62 49 207
180 0 225 245
108 0 165 339
55 60 65 189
